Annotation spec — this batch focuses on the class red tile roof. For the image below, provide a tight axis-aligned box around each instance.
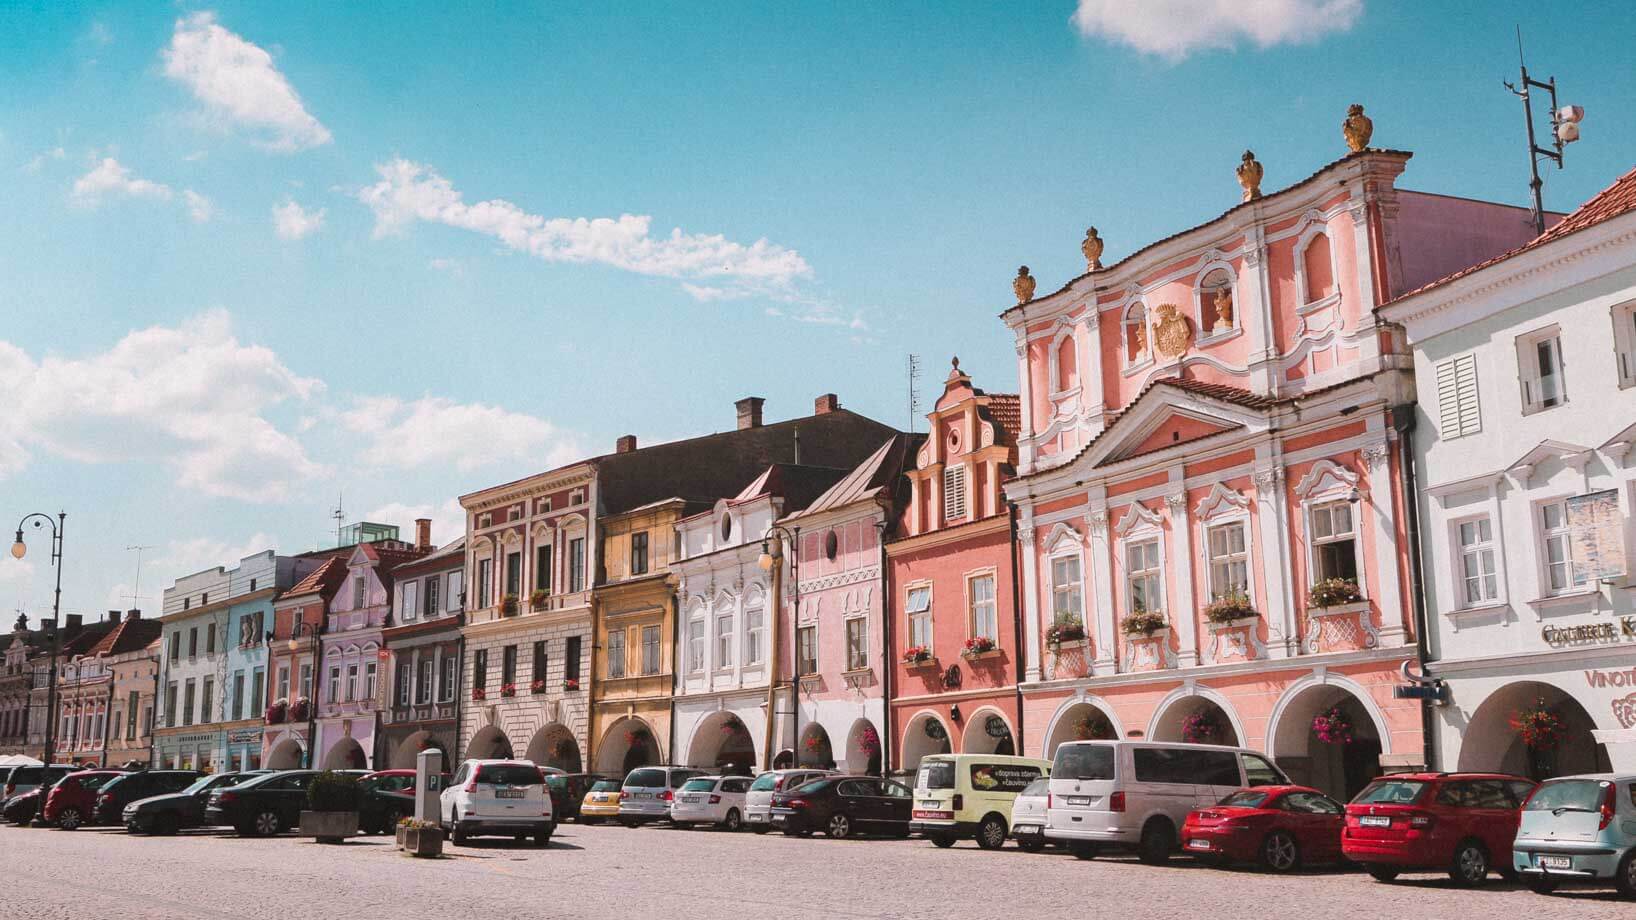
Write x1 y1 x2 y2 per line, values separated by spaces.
282 556 347 599
87 616 163 658
984 394 1022 448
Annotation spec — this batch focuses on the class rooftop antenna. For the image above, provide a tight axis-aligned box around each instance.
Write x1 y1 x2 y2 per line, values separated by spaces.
792 427 801 466
1504 26 1585 236
331 492 347 547
907 354 922 433
123 544 154 610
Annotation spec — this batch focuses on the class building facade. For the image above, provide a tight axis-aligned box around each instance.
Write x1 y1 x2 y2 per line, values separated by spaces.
27 615 116 763
1382 165 1636 777
0 617 45 755
101 615 163 769
381 529 465 769
264 556 348 770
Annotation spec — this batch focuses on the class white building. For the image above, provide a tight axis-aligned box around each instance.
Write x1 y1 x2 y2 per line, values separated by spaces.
1382 165 1636 777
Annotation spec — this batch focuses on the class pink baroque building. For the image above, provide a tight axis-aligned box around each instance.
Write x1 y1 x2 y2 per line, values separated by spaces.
1001 143 1541 801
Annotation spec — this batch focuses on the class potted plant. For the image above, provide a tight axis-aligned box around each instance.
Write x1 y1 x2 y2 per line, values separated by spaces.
265 699 288 724
1121 610 1167 637
561 678 579 692
397 816 444 857
1510 699 1566 751
529 588 548 610
1311 705 1355 746
1046 614 1087 649
289 697 311 722
471 687 487 702
1074 712 1116 741
901 645 933 666
1307 578 1362 609
499 682 517 698
1204 592 1259 624
530 678 547 694
300 770 360 843
961 636 997 658
1181 711 1223 744
500 594 519 616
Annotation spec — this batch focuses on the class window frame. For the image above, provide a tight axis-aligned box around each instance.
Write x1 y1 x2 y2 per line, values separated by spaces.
1122 535 1163 615
744 604 765 667
796 624 818 676
1306 497 1364 592
714 609 735 669
1434 353 1482 440
943 464 969 522
686 615 706 674
1614 300 1636 389
1204 518 1252 601
1049 549 1085 627
966 569 998 642
1537 497 1588 597
844 615 869 671
1452 514 1501 608
630 531 649 577
904 582 933 650
1516 324 1568 415
640 624 661 675
607 628 626 679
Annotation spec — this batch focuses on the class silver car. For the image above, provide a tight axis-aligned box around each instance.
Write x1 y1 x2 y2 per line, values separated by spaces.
617 766 704 826
744 769 832 833
1010 777 1050 852
1513 773 1636 897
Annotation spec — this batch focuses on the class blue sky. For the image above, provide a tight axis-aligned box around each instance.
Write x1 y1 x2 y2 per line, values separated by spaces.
2 1 1633 625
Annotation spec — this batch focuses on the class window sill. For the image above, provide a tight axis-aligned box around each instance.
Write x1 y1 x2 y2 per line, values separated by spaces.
1120 357 1155 379
1195 326 1243 347
842 666 874 677
1307 601 1369 618
1296 292 1342 315
1526 590 1598 612
1205 616 1261 633
1124 626 1171 642
902 657 940 671
1048 639 1089 653
960 649 1002 661
1443 602 1510 620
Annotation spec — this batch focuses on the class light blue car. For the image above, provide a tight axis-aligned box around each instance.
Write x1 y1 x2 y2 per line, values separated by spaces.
1513 773 1636 898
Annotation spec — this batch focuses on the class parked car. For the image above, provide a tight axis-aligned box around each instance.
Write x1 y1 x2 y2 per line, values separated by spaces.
911 753 1051 850
1342 772 1536 886
1046 740 1290 863
2 765 74 806
3 785 48 826
669 775 752 830
92 770 200 826
42 769 127 829
358 769 447 834
207 769 367 837
547 773 612 823
745 769 832 833
580 778 623 824
618 766 705 827
1513 773 1636 897
771 775 913 839
1182 786 1346 872
124 771 264 834
440 759 554 846
1010 777 1051 852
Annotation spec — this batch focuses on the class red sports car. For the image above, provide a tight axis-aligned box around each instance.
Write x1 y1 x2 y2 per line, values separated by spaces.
1182 785 1346 872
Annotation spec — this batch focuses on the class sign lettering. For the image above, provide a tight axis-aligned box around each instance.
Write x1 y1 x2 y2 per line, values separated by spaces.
1543 617 1636 645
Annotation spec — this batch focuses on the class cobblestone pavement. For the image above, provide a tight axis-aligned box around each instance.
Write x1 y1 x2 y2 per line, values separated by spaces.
7 821 1636 920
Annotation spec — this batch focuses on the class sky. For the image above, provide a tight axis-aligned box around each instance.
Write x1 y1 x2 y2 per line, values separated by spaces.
2 1 1634 627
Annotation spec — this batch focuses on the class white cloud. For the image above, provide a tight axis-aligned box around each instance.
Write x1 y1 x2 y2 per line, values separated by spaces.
272 198 325 239
71 157 173 206
1070 0 1363 58
338 395 584 474
183 189 215 222
356 159 813 297
150 532 279 581
0 310 326 501
427 257 463 275
364 500 465 549
162 12 331 152
22 147 65 173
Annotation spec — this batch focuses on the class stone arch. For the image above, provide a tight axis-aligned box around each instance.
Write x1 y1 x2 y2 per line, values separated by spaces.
960 707 1016 756
1040 695 1124 759
595 716 661 776
797 722 834 769
1267 676 1389 801
900 710 952 773
1458 680 1610 781
265 737 305 770
1148 686 1244 747
391 730 447 770
464 724 514 761
524 723 583 773
844 718 883 775
323 736 367 771
685 711 757 775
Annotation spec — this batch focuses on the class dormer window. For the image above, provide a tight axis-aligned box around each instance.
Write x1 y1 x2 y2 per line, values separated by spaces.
943 465 968 522
1123 303 1150 366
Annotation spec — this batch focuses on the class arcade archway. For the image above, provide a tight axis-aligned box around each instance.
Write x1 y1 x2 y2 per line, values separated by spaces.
1459 680 1609 780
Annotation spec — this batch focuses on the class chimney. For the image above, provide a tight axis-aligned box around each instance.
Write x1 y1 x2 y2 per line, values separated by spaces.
615 434 638 454
66 614 82 631
107 610 122 623
735 396 765 430
414 518 432 550
126 609 142 621
814 393 840 415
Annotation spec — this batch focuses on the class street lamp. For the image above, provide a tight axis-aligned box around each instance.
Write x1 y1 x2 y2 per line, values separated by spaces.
12 512 66 767
757 523 801 770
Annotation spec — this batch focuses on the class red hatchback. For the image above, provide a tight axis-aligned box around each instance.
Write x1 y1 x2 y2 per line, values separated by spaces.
1343 772 1536 885
42 769 126 830
1183 785 1346 872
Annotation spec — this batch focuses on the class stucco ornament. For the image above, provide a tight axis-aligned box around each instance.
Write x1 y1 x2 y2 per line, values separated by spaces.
1013 265 1036 304
1152 304 1191 358
1213 286 1234 330
1081 227 1104 272
1342 104 1373 152
1236 150 1263 202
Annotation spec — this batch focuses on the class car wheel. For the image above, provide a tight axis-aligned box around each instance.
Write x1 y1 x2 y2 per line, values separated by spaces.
976 814 1008 851
535 830 551 847
722 809 742 832
1449 840 1489 887
1616 851 1636 899
1366 865 1400 882
826 813 852 839
621 817 641 829
930 834 957 848
1017 837 1046 853
57 807 83 831
153 812 180 837
1525 877 1560 895
1258 830 1300 873
1138 819 1174 865
450 810 468 846
252 810 282 837
1070 841 1100 860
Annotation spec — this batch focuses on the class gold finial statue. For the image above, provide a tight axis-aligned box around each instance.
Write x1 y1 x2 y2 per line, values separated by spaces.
1213 287 1234 331
1342 104 1373 152
1013 265 1036 304
1081 227 1104 272
1237 150 1263 202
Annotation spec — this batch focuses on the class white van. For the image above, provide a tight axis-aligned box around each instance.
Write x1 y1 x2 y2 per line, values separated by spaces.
1045 740 1287 863
911 753 1052 849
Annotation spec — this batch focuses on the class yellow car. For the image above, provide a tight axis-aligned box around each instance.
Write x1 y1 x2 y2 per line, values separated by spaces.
580 778 623 823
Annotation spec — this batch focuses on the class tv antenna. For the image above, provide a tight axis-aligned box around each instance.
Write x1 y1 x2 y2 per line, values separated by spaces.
124 544 154 610
1503 27 1585 235
907 354 922 433
331 492 347 547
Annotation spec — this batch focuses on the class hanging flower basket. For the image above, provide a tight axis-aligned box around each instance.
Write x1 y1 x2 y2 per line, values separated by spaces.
1307 578 1362 609
289 698 311 722
265 699 288 724
529 589 548 610
530 678 547 694
499 683 517 698
923 719 947 742
1181 711 1222 744
1311 705 1355 745
961 636 997 657
471 688 487 702
1204 592 1259 624
1046 615 1087 648
855 724 880 754
1074 713 1115 741
901 645 933 665
551 738 576 760
1121 611 1167 637
500 594 520 617
1510 698 1567 751
561 678 579 692
720 719 744 736
624 728 648 747
803 734 826 753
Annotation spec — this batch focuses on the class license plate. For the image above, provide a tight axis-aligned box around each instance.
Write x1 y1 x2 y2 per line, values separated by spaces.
1014 825 1042 836
1187 838 1213 850
1359 815 1391 827
1539 855 1572 870
634 792 652 799
682 795 700 803
496 788 524 799
748 813 766 823
919 800 941 809
1066 796 1091 806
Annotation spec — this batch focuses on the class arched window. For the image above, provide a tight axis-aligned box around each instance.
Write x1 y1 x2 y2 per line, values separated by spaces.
1198 267 1236 335
1123 303 1149 365
1055 334 1077 392
1301 232 1336 304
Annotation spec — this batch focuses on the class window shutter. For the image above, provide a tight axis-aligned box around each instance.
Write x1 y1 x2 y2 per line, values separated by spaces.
1435 354 1481 438
943 465 968 521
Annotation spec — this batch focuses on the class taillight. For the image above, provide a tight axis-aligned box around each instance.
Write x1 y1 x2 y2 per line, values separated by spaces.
619 790 630 800
1408 812 1433 829
2 785 11 798
465 777 478 792
1108 791 1126 813
789 798 808 809
98 794 113 804
1600 783 1617 831
708 794 721 804
659 790 673 802
218 791 238 805
952 794 964 811
774 777 785 791
1047 793 1053 809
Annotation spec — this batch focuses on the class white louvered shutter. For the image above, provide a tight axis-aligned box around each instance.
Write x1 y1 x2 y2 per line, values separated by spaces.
1435 354 1481 439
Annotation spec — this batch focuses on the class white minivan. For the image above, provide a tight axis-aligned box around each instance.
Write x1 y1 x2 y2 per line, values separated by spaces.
1045 740 1287 863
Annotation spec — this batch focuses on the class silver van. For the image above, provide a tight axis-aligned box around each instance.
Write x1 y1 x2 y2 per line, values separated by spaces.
618 765 705 826
1513 773 1636 898
1046 740 1287 863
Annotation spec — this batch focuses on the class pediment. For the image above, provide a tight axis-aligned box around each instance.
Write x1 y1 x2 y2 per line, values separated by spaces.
1508 439 1593 480
1089 385 1264 468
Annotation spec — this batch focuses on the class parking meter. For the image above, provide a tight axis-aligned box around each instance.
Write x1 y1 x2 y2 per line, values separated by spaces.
415 749 443 823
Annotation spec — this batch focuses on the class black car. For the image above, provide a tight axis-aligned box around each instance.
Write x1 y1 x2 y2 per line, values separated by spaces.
207 770 368 837
93 771 201 826
2 765 74 806
770 775 913 840
124 771 266 835
357 772 444 835
546 773 613 823
3 769 73 827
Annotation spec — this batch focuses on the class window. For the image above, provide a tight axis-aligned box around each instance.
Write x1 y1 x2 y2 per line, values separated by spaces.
206 622 216 654
630 532 649 576
1309 500 1359 585
423 575 439 616
417 658 433 704
565 636 582 682
1300 232 1336 303
1206 521 1249 598
326 665 340 703
397 662 412 705
1518 327 1567 413
845 617 868 671
401 581 418 621
686 619 705 672
201 592 208 606
1615 303 1636 388
126 691 139 740
568 538 586 592
439 655 456 702
905 585 932 648
715 612 734 667
276 665 290 703
182 680 196 726
249 577 257 593
169 632 181 661
1125 539 1161 613
797 625 818 676
641 625 661 675
200 678 213 723
299 663 313 700
501 645 517 687
1540 500 1587 595
1435 354 1482 439
166 682 178 727
352 577 366 608
1052 555 1083 624
476 558 492 608
943 465 968 521
1242 753 1286 787
1456 517 1499 606
607 629 626 679
535 543 552 594
745 608 765 665
231 671 244 721
182 597 190 611
505 551 521 597
188 628 198 658
251 668 264 718
447 570 463 612
969 574 997 641
345 664 359 701
1199 267 1235 334
473 649 488 691
367 661 380 699
1123 303 1148 365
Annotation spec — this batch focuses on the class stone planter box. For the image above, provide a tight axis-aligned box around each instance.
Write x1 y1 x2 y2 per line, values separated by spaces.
1049 638 1089 653
400 825 444 858
961 649 1002 661
1206 616 1261 633
300 810 358 844
395 824 409 848
902 657 940 671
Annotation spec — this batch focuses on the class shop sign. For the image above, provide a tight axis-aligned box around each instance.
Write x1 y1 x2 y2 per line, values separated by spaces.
227 728 261 744
1567 489 1627 581
1613 694 1636 729
1542 617 1636 646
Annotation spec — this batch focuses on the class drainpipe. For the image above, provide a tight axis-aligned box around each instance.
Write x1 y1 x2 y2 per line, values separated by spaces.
149 647 162 767
452 633 466 762
1392 404 1437 772
876 515 892 779
101 678 114 768
1008 501 1026 755
668 587 679 765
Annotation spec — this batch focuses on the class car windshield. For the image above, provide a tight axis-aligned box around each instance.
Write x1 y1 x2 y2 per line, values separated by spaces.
625 769 666 788
789 779 831 795
750 773 779 792
1525 779 1607 812
475 765 541 786
917 761 956 790
180 776 217 795
590 780 620 793
680 778 715 792
1019 778 1050 797
1354 779 1426 805
1219 790 1270 808
1053 744 1115 781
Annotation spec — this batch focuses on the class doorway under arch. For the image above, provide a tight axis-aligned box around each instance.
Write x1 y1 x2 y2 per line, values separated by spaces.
266 737 305 770
1458 680 1609 780
900 712 952 773
390 731 449 770
1268 683 1384 801
797 723 834 769
595 717 661 775
844 718 883 775
1042 700 1119 759
1150 695 1241 747
961 710 1016 756
525 723 584 773
323 736 368 771
464 725 514 761
686 712 758 775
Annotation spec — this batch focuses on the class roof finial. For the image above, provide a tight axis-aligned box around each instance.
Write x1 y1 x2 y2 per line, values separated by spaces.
1343 103 1373 152
951 355 960 371
1013 265 1036 304
1237 150 1263 202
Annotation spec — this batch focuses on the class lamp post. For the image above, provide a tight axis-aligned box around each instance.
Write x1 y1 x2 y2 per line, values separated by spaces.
288 621 321 768
12 512 65 767
756 524 800 770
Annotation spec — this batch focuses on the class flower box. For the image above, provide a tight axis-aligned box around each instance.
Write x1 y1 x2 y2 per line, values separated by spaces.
499 683 517 698
1206 616 1261 633
1204 593 1259 624
1307 600 1370 619
529 589 549 611
530 679 547 695
500 594 520 617
561 678 580 692
1050 638 1090 653
1307 578 1362 609
961 636 997 658
397 821 443 857
289 699 311 722
1046 617 1088 649
1121 611 1167 637
900 646 934 666
265 700 288 724
471 688 487 702
299 810 358 844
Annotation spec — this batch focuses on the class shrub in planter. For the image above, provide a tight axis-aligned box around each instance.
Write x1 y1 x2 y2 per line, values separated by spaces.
961 636 997 657
397 817 443 858
1204 592 1259 624
529 589 548 610
500 594 520 616
901 645 932 665
561 678 579 692
530 678 547 694
500 683 517 698
1121 611 1167 636
289 698 311 722
303 771 361 843
1046 615 1087 648
1307 578 1362 609
265 699 288 724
